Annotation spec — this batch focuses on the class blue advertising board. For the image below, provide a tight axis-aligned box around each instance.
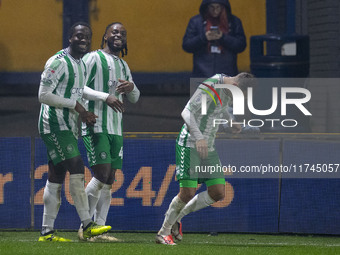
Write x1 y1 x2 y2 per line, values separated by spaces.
280 140 340 234
33 138 281 233
1 137 339 234
0 138 31 228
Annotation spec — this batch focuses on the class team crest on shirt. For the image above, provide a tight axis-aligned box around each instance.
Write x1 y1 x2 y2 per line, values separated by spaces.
49 149 57 160
66 144 74 153
41 68 56 86
100 152 107 160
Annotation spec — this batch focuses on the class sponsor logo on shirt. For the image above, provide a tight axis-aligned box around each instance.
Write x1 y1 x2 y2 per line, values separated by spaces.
71 88 84 97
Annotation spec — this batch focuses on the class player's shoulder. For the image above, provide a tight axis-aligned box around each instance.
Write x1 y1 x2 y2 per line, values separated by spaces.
83 50 100 61
45 49 67 70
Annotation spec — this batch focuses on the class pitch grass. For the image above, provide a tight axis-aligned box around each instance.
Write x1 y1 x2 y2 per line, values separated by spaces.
0 231 339 255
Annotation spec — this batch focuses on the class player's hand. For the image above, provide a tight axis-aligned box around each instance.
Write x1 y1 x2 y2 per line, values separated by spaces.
106 95 124 113
196 139 208 159
116 79 134 94
205 30 223 41
80 111 98 126
75 101 98 125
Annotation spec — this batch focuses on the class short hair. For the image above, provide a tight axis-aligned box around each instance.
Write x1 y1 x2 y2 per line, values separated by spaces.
235 72 256 91
68 22 92 39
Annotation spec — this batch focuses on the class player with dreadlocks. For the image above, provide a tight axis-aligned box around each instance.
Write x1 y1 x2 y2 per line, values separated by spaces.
78 22 140 242
100 22 128 57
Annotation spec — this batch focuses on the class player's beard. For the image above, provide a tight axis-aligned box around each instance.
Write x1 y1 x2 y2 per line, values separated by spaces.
108 40 126 54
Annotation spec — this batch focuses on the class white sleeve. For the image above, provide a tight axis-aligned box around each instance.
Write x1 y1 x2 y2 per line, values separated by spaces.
38 85 76 109
126 83 140 103
181 107 204 141
82 86 109 101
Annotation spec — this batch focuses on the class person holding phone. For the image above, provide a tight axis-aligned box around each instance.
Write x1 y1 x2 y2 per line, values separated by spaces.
183 0 246 78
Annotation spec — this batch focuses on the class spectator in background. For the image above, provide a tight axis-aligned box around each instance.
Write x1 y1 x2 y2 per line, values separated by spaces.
183 0 246 78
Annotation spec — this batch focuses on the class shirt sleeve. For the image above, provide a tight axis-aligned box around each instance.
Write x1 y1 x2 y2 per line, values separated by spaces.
38 57 76 108
124 61 140 103
181 107 204 141
38 85 76 109
82 86 109 101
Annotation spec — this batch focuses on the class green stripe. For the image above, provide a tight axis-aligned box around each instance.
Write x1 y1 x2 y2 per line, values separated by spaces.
119 59 128 80
205 78 218 83
63 56 75 130
48 106 60 132
98 51 109 133
77 63 84 90
39 105 44 133
86 62 97 135
64 56 74 98
87 63 97 88
177 124 188 147
113 58 123 134
58 73 65 84
182 126 189 147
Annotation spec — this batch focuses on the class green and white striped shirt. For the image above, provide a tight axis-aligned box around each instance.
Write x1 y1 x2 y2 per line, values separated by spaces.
177 74 232 150
38 49 87 138
81 50 134 136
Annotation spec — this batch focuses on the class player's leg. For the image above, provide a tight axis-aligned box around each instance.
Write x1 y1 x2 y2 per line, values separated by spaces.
176 179 225 223
156 184 196 245
91 135 122 241
39 161 70 241
54 131 111 238
85 164 110 218
156 144 195 245
92 134 122 224
39 131 73 241
83 133 112 219
89 169 121 242
158 186 195 235
172 150 225 239
94 168 115 225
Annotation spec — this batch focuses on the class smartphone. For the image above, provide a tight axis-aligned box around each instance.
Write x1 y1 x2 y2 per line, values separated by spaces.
210 26 219 33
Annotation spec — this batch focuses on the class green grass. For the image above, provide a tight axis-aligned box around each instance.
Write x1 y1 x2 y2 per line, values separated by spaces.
0 231 339 255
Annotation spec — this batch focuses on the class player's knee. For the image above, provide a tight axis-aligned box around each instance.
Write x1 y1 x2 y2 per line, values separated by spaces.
212 190 225 201
92 164 113 184
208 186 225 202
105 169 116 185
178 189 196 203
48 161 66 184
64 156 84 175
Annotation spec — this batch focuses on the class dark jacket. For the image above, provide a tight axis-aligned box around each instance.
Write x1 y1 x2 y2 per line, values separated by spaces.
182 0 246 77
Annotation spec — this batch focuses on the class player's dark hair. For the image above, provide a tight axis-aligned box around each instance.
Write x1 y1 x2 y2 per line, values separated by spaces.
100 22 128 58
68 22 92 39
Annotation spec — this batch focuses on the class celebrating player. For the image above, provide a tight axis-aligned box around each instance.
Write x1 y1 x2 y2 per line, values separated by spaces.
38 22 116 242
156 72 254 245
77 22 140 241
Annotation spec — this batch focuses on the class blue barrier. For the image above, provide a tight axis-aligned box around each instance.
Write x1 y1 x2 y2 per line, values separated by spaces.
0 137 31 228
280 140 340 234
1 137 340 234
